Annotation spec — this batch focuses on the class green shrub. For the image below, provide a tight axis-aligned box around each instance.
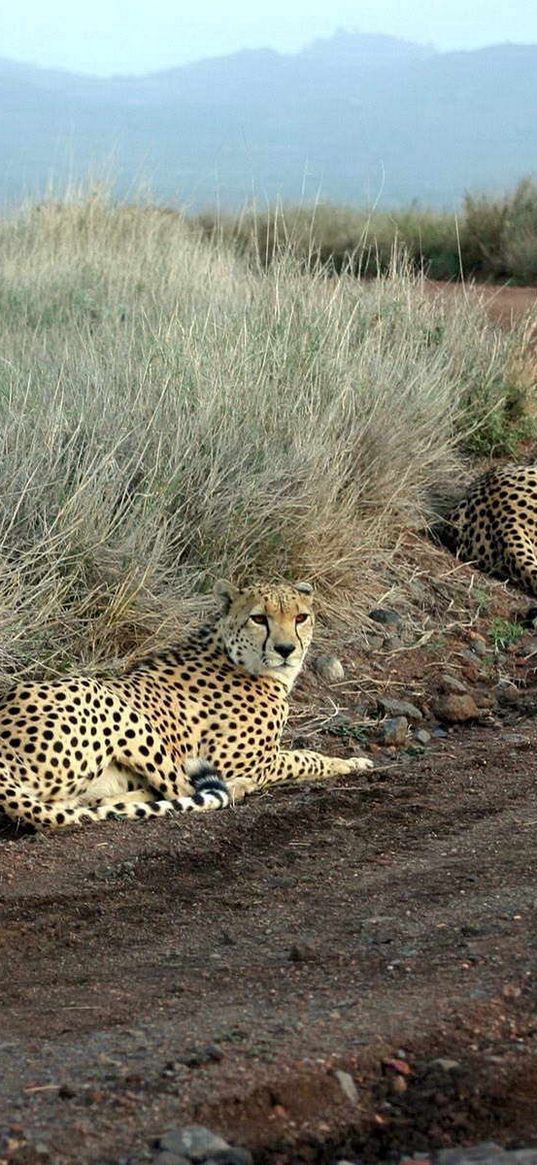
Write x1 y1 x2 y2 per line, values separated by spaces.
195 177 537 284
460 192 509 278
503 177 537 284
195 202 459 278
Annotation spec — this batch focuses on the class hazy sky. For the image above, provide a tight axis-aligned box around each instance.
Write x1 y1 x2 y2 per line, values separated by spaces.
2 0 537 76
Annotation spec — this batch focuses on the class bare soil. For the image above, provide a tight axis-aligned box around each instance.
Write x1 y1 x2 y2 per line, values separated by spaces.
2 554 537 1165
427 282 537 329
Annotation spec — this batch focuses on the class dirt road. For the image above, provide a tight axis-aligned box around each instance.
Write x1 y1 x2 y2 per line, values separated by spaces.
2 707 537 1163
427 282 537 329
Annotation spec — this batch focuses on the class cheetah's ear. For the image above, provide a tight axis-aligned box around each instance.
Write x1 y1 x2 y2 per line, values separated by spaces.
294 581 314 596
214 579 240 612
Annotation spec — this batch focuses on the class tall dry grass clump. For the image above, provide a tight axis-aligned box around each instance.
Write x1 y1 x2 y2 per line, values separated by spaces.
0 192 532 683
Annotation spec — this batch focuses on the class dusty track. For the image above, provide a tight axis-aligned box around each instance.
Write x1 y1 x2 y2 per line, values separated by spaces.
2 708 537 1163
427 281 537 329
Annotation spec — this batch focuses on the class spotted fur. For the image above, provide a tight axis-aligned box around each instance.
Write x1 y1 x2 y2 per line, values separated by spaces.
0 579 372 829
438 464 537 594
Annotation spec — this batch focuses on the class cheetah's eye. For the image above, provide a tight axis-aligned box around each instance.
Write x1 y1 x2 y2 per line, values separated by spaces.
250 614 268 626
295 613 309 624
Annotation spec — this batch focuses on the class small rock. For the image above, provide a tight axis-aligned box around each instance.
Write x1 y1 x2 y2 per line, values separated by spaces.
58 1083 77 1098
378 697 423 721
431 1057 461 1071
182 1052 205 1068
380 716 408 746
495 681 520 705
366 633 385 650
460 650 483 675
383 635 403 651
313 654 345 683
369 608 403 627
414 728 431 745
470 638 489 657
476 692 495 711
437 1144 505 1165
439 673 468 694
204 1044 224 1062
432 693 480 723
518 636 537 658
431 724 448 738
288 942 316 962
390 1074 408 1094
205 1151 253 1165
181 1044 223 1068
158 1128 230 1162
334 1069 359 1105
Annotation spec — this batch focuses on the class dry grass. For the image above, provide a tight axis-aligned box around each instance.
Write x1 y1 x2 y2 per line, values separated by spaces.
0 191 533 685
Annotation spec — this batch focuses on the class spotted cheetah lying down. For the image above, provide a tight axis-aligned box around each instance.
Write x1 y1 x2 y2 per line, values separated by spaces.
435 464 537 596
0 579 372 829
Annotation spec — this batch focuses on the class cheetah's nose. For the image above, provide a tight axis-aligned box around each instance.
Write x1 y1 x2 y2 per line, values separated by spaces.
275 642 296 659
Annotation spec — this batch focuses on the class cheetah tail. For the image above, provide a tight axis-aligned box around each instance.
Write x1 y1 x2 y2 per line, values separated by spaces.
184 756 228 796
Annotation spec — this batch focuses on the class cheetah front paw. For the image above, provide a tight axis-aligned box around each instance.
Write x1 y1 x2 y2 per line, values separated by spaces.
228 777 255 805
336 756 374 774
351 756 374 771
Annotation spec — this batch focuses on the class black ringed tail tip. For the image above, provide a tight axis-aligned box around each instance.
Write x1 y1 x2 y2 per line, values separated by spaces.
192 787 229 809
194 775 228 793
185 757 228 796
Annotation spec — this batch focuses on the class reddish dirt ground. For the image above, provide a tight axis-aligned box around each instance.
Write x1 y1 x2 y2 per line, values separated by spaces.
427 282 537 328
2 568 537 1165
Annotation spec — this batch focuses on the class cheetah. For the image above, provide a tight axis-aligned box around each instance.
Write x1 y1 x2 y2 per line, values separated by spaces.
434 464 537 595
0 579 372 829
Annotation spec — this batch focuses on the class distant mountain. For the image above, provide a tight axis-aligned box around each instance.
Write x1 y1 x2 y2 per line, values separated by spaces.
0 32 536 209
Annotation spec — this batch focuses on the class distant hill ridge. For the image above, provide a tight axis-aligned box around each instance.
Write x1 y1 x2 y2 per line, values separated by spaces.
1 32 536 209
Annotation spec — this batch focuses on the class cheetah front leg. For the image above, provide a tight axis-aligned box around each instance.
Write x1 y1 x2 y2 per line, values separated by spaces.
229 749 373 803
275 749 373 782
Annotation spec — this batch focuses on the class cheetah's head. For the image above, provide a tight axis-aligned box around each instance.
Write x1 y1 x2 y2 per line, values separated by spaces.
214 579 315 686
